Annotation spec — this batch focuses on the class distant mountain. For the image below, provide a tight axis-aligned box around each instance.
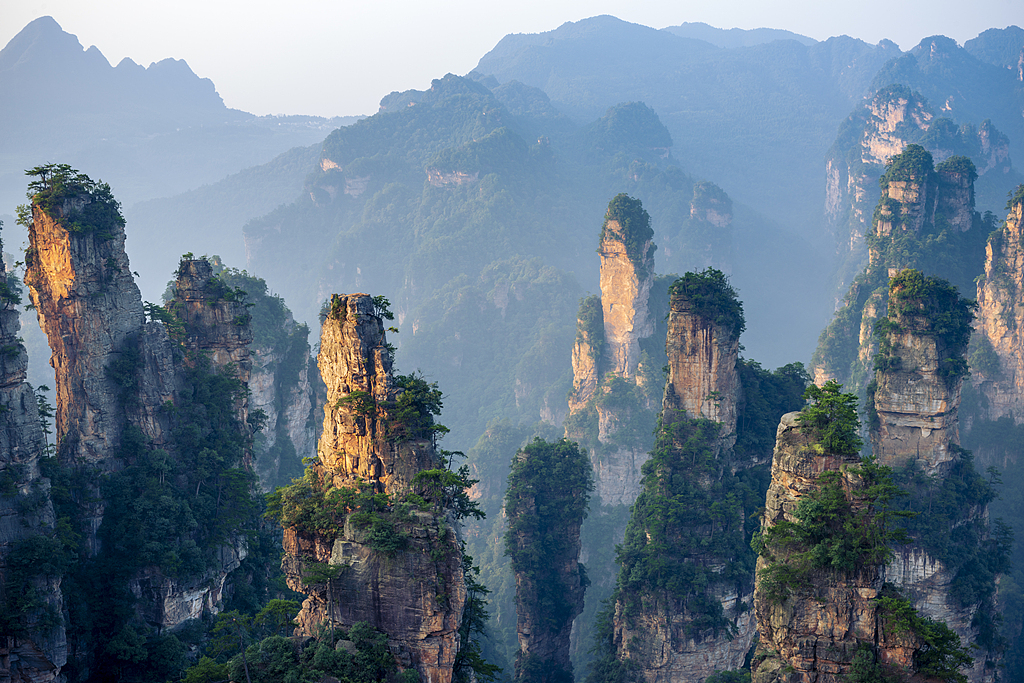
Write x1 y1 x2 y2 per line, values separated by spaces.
964 25 1024 69
661 21 817 48
0 17 355 214
474 15 901 232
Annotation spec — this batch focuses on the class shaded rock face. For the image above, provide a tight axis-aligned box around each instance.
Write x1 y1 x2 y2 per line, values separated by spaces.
283 293 465 683
250 340 319 490
0 254 67 683
664 293 740 445
610 282 752 682
283 517 466 683
871 320 962 478
599 219 654 379
24 197 254 637
974 202 1024 422
752 414 915 683
615 583 755 683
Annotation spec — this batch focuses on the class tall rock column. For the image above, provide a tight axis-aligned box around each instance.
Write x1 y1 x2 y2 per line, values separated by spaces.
663 272 741 447
0 249 67 683
281 293 466 683
504 438 592 683
566 194 659 507
870 270 971 476
871 270 995 683
598 196 655 379
973 192 1024 420
609 269 755 681
24 193 145 467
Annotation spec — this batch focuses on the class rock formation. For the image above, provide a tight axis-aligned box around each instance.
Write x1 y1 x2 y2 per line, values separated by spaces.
811 144 986 400
973 193 1024 421
871 271 996 683
824 84 1015 294
19 167 258 677
566 194 659 507
281 293 466 683
751 411 916 683
0 248 67 683
608 269 757 682
504 438 591 682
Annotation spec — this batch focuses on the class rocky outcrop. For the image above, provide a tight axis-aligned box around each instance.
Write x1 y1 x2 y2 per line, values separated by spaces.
610 270 755 682
282 293 465 683
870 272 969 477
566 195 659 507
0 250 67 683
752 413 916 683
663 287 740 447
973 198 1024 421
23 172 256 655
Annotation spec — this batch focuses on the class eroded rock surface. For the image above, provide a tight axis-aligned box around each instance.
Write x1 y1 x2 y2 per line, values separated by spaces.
282 293 465 683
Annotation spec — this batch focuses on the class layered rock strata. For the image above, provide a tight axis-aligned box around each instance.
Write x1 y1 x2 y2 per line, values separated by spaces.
282 293 466 683
611 273 754 682
24 181 255 641
566 195 658 507
752 413 916 683
0 251 67 683
973 198 1024 421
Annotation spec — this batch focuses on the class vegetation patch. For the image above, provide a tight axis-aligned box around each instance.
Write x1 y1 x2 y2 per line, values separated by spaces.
669 267 745 339
21 164 125 235
600 194 655 273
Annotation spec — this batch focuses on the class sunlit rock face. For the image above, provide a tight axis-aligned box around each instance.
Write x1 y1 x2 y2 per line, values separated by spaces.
24 196 253 635
282 293 465 683
598 218 654 380
0 250 67 683
974 201 1024 422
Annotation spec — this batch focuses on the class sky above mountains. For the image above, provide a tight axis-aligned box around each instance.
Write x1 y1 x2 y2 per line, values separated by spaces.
1 0 1020 116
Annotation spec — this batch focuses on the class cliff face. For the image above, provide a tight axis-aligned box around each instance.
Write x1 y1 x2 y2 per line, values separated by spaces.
663 293 740 446
0 254 67 683
752 413 915 683
973 200 1024 421
22 173 257 673
611 273 753 682
282 293 465 683
870 271 994 683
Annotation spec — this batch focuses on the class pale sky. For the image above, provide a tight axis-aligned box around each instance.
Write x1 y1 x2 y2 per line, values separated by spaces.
1 0 1020 117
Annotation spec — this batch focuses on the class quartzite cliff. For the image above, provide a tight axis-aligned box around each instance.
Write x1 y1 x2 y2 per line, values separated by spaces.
280 293 466 683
